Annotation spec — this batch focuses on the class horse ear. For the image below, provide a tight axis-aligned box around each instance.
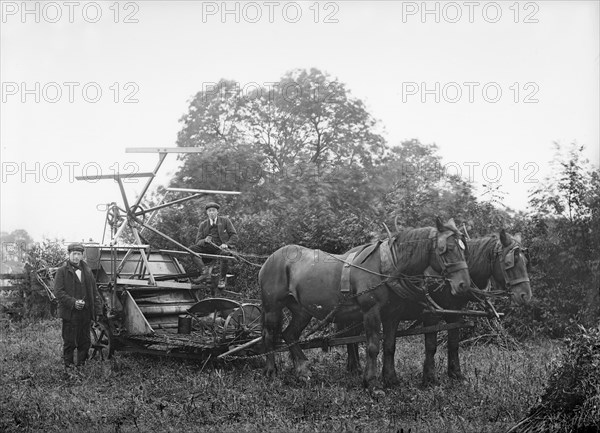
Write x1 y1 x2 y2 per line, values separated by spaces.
382 223 392 239
394 215 401 232
435 216 445 232
514 233 522 243
446 218 456 230
499 229 510 247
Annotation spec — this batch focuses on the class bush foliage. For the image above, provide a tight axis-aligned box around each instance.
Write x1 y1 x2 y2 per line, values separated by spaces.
507 325 600 432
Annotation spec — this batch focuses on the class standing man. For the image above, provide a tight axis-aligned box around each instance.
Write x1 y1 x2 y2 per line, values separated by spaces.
54 243 103 368
190 202 238 289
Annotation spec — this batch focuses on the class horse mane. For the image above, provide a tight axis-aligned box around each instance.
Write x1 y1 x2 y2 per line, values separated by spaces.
393 226 433 244
391 227 434 271
467 235 499 273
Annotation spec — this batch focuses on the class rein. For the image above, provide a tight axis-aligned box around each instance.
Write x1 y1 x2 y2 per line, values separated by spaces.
205 241 267 268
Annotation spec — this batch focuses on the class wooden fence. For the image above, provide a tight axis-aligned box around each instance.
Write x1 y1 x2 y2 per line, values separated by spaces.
0 273 28 320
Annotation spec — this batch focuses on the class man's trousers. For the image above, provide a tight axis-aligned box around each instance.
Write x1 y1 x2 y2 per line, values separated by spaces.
62 309 91 367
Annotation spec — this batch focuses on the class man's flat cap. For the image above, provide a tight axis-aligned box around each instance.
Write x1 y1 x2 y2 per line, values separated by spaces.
68 243 85 253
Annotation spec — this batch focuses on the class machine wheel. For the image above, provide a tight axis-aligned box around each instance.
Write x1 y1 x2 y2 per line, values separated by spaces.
188 298 262 346
223 303 262 342
89 320 114 360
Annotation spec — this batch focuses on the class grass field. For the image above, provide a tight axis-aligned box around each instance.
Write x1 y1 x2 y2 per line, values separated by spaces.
1 319 561 433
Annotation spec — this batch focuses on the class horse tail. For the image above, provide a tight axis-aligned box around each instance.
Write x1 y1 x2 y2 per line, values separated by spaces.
259 247 291 307
259 248 295 359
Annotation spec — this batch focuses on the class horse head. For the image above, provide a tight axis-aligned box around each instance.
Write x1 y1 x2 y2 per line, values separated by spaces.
431 217 471 296
493 230 532 306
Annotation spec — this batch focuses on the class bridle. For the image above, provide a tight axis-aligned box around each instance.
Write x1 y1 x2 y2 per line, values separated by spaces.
430 228 469 278
493 240 530 289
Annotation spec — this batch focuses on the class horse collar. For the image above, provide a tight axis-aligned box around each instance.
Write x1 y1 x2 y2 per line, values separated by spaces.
379 238 397 273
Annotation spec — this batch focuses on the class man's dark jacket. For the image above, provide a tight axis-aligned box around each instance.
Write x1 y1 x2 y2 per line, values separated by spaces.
195 216 238 246
54 260 103 321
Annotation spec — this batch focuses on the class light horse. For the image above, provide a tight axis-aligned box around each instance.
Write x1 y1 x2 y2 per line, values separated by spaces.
259 218 471 391
420 230 532 385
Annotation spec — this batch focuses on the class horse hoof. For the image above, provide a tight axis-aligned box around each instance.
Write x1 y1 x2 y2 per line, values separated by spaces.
299 374 311 383
449 372 466 382
296 370 311 382
371 389 386 398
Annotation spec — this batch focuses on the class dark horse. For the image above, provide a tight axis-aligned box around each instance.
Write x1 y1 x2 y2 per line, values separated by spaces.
421 230 532 385
259 218 471 391
344 229 532 386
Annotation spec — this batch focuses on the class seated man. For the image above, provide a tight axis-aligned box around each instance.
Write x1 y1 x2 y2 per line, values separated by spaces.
190 202 238 289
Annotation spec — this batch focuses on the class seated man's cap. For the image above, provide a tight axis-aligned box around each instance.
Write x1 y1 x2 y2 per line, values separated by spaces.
205 202 220 211
68 243 85 253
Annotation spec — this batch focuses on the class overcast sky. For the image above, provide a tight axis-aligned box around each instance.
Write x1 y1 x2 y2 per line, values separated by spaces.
1 0 598 245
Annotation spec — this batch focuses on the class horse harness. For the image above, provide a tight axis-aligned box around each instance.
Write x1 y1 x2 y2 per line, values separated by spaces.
299 229 468 336
493 240 530 289
340 228 468 303
432 229 469 278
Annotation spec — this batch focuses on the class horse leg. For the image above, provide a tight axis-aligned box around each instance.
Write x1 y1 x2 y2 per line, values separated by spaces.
362 307 383 391
422 316 439 387
381 314 402 387
346 341 361 374
262 308 282 378
282 302 313 380
340 321 362 374
446 317 465 381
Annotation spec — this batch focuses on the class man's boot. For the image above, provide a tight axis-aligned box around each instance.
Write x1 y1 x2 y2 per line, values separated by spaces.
192 254 205 271
191 255 205 283
217 260 227 289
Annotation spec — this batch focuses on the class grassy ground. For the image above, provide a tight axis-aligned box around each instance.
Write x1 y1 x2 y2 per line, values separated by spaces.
1 320 561 433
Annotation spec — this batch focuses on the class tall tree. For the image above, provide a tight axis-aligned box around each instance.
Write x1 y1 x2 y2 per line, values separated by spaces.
177 79 250 150
176 68 386 177
246 68 386 170
165 68 388 253
376 139 482 230
529 142 594 223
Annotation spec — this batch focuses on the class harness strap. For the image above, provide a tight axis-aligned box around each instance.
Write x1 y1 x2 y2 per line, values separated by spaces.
507 277 530 285
434 228 469 280
340 252 357 294
443 261 469 273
